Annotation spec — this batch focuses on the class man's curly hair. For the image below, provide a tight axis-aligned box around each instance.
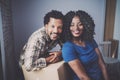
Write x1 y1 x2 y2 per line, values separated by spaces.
44 10 64 25
62 10 95 42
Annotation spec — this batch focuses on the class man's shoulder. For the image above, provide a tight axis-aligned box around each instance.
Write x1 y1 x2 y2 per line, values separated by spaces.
30 27 46 38
33 27 45 35
27 27 47 42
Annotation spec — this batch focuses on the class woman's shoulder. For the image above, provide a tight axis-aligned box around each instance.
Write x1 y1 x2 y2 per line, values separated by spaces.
62 41 75 52
86 39 98 48
63 41 73 45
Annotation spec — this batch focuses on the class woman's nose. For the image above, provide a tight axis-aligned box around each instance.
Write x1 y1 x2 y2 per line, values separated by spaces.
74 25 79 29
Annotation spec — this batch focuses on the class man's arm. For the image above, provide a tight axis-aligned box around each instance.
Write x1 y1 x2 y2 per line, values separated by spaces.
47 43 63 63
22 32 49 71
48 51 62 63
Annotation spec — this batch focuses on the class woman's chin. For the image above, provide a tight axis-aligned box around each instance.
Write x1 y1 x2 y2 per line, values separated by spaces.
72 34 80 37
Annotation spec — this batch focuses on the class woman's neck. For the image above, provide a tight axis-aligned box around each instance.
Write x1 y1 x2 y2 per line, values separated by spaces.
72 37 81 42
72 37 85 47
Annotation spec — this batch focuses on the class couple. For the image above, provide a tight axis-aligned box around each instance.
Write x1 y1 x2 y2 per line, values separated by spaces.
20 10 109 80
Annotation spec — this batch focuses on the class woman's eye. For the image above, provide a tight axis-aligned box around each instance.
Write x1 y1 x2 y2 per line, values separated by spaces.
78 23 82 26
70 24 74 27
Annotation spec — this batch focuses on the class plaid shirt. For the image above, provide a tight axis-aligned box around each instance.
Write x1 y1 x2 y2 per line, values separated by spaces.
20 27 62 71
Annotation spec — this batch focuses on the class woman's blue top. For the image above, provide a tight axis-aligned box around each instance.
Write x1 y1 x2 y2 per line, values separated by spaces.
62 40 102 80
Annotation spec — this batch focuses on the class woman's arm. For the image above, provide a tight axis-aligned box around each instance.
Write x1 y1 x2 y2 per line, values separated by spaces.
95 48 109 80
68 59 90 80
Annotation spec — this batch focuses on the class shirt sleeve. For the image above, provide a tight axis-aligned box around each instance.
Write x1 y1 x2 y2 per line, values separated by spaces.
62 42 78 62
92 39 98 48
23 33 47 71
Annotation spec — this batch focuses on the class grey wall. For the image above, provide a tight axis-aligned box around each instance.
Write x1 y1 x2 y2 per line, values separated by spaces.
114 0 120 60
12 0 106 61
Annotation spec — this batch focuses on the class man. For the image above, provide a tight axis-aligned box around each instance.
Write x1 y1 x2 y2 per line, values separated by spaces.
20 10 64 71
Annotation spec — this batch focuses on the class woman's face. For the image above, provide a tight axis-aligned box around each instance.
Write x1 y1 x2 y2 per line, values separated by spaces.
70 16 84 38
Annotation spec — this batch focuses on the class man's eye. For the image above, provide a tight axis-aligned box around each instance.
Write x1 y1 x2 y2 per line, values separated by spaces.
58 26 62 29
51 26 55 28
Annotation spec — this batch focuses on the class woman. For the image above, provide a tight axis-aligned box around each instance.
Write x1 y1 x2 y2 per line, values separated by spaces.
62 10 109 80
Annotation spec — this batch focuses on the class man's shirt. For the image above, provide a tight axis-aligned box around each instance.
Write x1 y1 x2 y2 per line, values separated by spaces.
20 27 62 71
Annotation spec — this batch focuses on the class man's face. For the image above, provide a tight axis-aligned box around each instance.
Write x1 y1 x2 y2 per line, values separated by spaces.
45 17 63 40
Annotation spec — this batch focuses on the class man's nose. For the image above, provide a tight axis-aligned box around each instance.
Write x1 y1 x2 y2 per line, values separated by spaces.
53 28 58 33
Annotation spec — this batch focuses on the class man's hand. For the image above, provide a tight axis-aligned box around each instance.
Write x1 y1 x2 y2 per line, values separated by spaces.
45 51 62 64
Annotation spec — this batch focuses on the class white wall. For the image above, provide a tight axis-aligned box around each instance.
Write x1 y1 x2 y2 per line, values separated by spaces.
114 0 120 60
12 0 106 60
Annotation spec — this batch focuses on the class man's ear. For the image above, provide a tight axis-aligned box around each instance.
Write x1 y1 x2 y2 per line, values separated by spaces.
45 24 49 29
45 24 47 27
45 24 48 32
